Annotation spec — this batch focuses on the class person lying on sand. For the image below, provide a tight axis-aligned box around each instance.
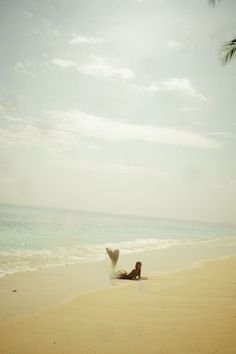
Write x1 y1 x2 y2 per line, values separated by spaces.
106 248 148 280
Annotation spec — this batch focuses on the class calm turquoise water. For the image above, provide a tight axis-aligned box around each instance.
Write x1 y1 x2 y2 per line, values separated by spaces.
0 203 236 276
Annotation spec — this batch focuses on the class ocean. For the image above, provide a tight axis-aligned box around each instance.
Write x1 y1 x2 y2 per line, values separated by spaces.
0 203 236 277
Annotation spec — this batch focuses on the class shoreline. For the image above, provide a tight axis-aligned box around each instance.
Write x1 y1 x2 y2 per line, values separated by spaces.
1 237 236 326
0 254 236 353
2 236 235 279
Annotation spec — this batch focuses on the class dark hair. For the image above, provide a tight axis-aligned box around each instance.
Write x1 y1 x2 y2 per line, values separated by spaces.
135 261 142 268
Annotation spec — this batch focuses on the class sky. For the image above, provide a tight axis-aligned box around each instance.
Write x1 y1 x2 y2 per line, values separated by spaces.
0 0 235 224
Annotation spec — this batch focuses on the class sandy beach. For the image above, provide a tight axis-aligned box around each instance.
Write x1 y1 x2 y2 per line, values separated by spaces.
1 0 236 352
0 253 236 354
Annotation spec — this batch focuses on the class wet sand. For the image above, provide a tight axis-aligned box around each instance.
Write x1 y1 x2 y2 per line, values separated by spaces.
0 254 236 354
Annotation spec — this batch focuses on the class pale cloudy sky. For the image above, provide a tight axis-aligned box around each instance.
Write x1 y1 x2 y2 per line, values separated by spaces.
0 0 235 223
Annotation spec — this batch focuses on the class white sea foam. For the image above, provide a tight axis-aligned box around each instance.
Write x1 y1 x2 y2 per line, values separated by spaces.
0 237 218 277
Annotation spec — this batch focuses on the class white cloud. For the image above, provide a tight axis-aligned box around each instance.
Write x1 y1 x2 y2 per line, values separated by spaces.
0 109 220 151
70 160 168 178
51 56 135 80
145 78 206 101
40 20 60 37
2 116 23 122
47 24 60 37
14 60 38 78
166 40 182 50
24 11 33 17
180 107 200 113
0 99 14 115
51 29 60 36
0 121 77 152
47 109 220 149
79 56 135 79
207 131 234 139
70 33 104 44
15 60 31 71
51 58 75 69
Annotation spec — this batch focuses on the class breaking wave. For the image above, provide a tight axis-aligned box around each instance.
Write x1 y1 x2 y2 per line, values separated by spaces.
0 237 217 277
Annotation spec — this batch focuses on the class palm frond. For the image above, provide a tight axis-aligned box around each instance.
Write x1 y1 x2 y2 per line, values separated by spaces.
208 0 221 7
208 0 235 64
221 38 236 64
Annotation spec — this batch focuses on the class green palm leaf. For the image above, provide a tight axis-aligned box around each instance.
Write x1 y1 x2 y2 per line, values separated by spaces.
208 0 235 64
221 38 236 64
208 0 221 6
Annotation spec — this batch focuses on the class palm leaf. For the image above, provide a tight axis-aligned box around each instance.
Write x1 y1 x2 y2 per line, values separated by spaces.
208 0 235 64
208 0 221 7
221 38 236 64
